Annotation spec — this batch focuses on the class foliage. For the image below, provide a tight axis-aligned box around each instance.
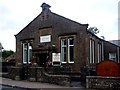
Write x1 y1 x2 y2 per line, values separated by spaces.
2 50 14 59
87 27 100 34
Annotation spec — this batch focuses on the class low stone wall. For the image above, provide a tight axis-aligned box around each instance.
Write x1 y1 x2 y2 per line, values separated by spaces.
9 66 22 80
8 66 80 86
1 62 15 73
86 76 120 89
9 66 71 86
28 67 70 86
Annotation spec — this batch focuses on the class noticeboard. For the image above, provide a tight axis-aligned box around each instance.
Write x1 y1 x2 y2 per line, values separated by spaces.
52 53 61 66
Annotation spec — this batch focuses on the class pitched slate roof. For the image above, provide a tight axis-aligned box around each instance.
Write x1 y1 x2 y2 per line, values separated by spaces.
109 40 120 46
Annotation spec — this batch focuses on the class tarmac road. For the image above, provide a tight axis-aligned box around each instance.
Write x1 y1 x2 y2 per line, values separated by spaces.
1 85 26 90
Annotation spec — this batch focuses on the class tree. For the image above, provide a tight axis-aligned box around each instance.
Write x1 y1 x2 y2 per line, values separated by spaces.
2 50 14 60
87 27 100 34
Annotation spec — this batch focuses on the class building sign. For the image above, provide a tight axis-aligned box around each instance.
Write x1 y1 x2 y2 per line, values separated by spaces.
52 53 60 62
52 53 61 66
40 35 51 43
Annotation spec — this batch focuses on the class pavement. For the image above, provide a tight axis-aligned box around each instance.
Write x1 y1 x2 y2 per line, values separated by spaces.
0 77 63 88
0 77 95 90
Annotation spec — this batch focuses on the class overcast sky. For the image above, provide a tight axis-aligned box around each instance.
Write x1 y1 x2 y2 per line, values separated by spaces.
0 0 119 51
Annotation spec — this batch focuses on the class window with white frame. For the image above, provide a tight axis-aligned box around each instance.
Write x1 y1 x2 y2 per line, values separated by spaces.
23 42 32 64
61 39 67 63
60 37 74 63
109 53 116 60
23 43 28 64
90 39 95 63
28 43 32 63
68 38 74 63
98 43 102 63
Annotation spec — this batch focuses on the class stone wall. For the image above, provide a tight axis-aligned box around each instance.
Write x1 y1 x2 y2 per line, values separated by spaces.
9 66 22 80
86 76 120 89
36 67 70 86
9 66 71 86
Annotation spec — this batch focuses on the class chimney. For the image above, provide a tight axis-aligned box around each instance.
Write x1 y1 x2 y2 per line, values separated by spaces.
41 3 51 11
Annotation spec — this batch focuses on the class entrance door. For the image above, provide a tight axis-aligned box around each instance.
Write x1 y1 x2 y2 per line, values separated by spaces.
37 53 47 67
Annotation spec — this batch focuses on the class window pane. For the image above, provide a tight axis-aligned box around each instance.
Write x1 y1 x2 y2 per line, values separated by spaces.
64 47 66 61
61 47 66 62
24 49 27 63
92 40 95 63
30 49 32 59
70 46 74 62
109 53 116 60
69 38 74 45
68 38 74 63
24 43 27 49
90 39 95 63
62 39 66 45
23 43 28 64
61 39 67 62
64 39 66 45
29 46 32 49
98 43 102 63
28 45 32 63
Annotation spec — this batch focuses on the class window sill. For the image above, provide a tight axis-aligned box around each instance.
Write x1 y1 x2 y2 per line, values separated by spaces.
23 62 27 64
68 62 74 63
61 62 67 64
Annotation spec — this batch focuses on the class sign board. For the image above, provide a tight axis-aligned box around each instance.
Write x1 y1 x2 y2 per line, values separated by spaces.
40 35 51 43
52 53 60 62
52 53 61 66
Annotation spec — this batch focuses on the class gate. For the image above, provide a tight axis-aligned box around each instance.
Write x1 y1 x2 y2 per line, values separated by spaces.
96 60 119 77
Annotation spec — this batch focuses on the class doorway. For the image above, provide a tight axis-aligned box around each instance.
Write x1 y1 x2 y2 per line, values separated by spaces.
37 53 47 67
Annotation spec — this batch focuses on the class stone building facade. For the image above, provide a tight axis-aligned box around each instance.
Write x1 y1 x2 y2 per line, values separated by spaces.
15 3 120 75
